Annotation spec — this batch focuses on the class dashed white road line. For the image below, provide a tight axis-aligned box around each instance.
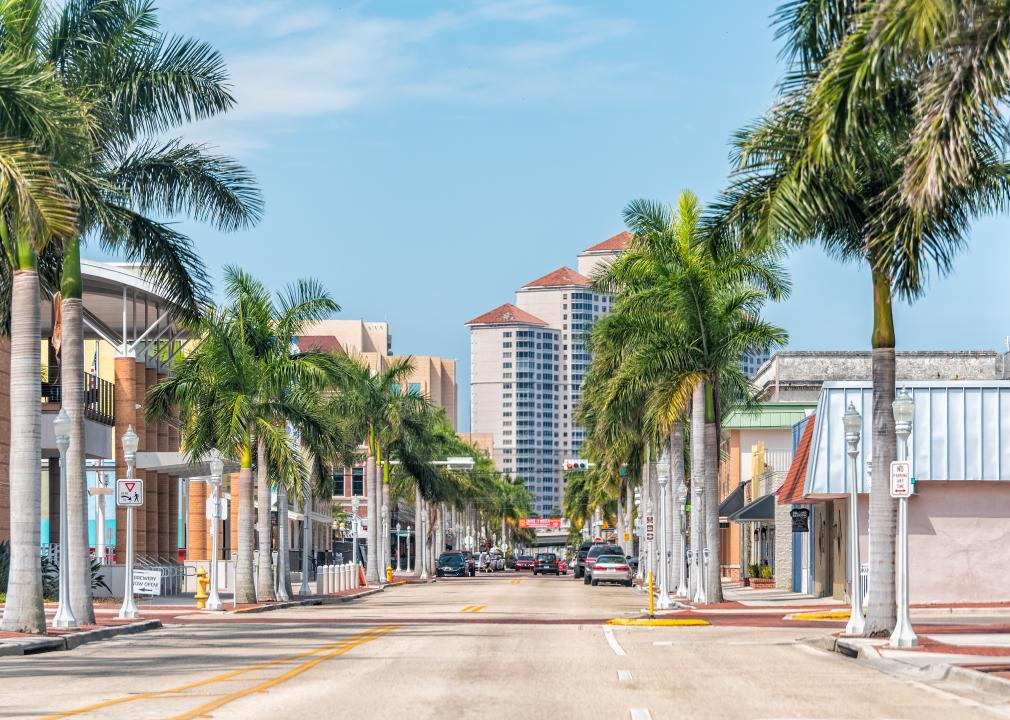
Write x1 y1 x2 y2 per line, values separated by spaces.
603 625 627 656
618 670 633 682
630 709 653 720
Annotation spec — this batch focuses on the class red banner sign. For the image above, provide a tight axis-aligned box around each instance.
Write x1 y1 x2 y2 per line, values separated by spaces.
518 517 562 529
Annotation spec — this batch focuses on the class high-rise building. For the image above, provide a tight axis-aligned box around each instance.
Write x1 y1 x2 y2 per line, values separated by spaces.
466 232 630 515
742 349 772 379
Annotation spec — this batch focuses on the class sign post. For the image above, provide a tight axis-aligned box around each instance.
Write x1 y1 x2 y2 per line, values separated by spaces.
116 426 141 620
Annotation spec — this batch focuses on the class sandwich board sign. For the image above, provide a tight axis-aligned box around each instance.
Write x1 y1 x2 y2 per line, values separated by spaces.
116 479 144 506
133 569 161 596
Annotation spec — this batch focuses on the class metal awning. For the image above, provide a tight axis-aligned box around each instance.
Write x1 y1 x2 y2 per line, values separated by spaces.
729 494 776 522
718 484 745 518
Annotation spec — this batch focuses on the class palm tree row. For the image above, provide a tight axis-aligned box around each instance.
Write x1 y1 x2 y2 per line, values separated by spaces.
571 191 788 604
1 0 262 633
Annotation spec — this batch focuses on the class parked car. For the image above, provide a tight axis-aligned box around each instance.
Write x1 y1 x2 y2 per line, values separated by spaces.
436 553 469 578
558 559 569 575
514 555 535 571
573 540 595 578
533 552 560 575
626 555 639 575
583 543 624 585
489 551 506 571
589 554 633 586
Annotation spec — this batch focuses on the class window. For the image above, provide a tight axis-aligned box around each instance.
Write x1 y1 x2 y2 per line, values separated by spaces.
332 468 346 496
408 383 421 395
352 467 364 496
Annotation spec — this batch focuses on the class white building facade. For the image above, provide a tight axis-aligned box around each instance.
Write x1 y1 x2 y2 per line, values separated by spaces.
466 232 630 514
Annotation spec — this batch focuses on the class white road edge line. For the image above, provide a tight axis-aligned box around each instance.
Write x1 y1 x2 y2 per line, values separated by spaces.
603 626 627 656
617 670 633 682
630 709 653 720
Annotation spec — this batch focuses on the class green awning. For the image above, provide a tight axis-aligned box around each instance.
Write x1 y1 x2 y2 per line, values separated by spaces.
729 493 776 522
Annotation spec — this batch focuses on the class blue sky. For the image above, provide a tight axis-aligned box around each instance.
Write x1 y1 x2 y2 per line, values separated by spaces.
149 0 1010 430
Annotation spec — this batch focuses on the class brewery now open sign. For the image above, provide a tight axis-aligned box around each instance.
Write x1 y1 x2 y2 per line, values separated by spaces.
790 508 810 532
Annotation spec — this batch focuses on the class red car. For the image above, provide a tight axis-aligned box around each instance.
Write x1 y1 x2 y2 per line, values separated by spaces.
514 555 535 571
558 559 569 575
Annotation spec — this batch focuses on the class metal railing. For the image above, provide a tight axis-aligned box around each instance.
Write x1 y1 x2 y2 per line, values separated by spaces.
41 367 115 426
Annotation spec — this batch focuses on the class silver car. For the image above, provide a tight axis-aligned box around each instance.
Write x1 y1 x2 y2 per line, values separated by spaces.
589 554 633 587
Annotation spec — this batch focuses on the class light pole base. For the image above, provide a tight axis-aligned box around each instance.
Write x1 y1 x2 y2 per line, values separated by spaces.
844 613 865 636
52 613 77 629
656 591 673 610
117 607 141 621
889 621 918 648
205 599 223 611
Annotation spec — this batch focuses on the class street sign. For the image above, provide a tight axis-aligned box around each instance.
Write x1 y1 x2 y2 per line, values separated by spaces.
890 461 913 498
645 514 655 541
790 508 810 532
133 569 161 596
623 533 630 542
116 479 144 507
205 496 229 520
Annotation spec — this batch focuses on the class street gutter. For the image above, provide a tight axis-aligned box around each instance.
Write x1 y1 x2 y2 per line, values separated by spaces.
0 619 162 657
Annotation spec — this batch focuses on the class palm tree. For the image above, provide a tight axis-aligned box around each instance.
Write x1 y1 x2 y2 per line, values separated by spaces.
46 0 260 623
147 268 342 603
592 192 789 603
0 55 82 633
708 0 1010 634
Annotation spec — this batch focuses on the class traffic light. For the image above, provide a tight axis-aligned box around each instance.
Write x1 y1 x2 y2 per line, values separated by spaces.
563 459 590 471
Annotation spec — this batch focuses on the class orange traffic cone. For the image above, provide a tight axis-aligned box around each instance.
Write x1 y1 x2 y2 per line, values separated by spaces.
359 564 367 587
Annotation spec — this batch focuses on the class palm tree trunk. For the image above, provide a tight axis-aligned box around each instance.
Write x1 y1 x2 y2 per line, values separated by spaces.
60 238 94 624
364 453 379 584
623 481 633 558
235 447 255 604
670 423 685 594
866 269 897 635
1 269 46 633
690 384 705 600
255 439 274 601
704 383 723 603
275 486 290 601
414 485 423 576
381 467 391 572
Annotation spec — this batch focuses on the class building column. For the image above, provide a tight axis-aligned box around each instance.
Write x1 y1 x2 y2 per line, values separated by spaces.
187 479 208 560
168 403 181 558
142 364 157 556
47 459 60 545
115 357 146 556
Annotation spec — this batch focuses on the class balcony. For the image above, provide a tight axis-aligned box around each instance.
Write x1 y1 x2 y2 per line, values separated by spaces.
41 366 115 426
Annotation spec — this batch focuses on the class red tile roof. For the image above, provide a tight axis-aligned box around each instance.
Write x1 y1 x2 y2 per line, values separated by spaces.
522 266 590 289
293 335 344 353
776 414 815 504
465 303 548 327
583 231 632 253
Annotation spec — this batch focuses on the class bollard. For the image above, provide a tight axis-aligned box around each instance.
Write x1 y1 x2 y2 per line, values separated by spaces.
648 571 655 619
326 565 334 594
338 563 347 592
321 565 329 595
345 563 352 590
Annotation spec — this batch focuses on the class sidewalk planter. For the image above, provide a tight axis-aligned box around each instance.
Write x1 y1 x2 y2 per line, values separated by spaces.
749 577 776 589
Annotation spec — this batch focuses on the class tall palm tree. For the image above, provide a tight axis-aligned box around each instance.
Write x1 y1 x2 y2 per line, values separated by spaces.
0 55 82 633
49 0 260 623
593 192 789 603
708 0 1010 634
147 267 342 603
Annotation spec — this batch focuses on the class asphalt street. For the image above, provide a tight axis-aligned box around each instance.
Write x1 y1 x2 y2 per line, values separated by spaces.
1 573 1007 720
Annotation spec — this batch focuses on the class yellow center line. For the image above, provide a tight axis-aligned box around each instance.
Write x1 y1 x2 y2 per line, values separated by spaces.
167 625 398 720
40 626 390 720
469 605 485 613
461 605 475 612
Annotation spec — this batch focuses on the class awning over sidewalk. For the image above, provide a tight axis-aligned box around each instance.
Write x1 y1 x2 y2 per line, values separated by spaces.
718 484 745 518
729 493 776 522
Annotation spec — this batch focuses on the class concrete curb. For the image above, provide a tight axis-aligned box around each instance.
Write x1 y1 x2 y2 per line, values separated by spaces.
0 620 162 657
805 635 1010 700
230 586 387 614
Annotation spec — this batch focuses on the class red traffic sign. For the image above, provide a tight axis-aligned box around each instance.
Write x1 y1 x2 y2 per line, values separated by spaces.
116 479 144 507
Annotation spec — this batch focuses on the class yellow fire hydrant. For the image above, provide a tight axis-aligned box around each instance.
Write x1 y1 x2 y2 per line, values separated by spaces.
386 566 394 583
195 568 209 609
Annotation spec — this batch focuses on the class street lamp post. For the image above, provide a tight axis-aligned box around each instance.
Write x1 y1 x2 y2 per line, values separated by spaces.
118 425 140 620
351 496 360 572
656 448 672 609
843 401 866 635
676 484 689 597
206 449 224 611
381 505 389 581
692 479 706 604
419 502 428 580
890 389 918 648
52 409 77 629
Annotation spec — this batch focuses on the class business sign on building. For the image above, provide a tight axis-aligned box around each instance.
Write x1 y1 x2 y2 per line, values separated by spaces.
518 518 562 529
790 508 810 532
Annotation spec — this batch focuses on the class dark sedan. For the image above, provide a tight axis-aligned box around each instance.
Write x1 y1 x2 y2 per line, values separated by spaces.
436 553 469 577
533 552 560 575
